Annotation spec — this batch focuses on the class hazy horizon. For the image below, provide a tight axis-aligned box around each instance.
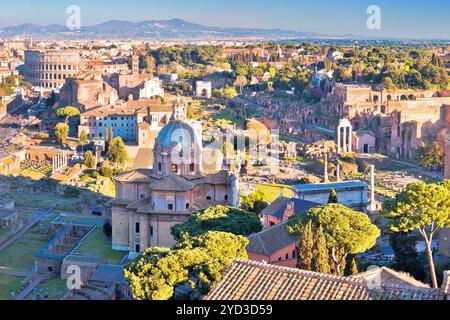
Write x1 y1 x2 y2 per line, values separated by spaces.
0 0 449 40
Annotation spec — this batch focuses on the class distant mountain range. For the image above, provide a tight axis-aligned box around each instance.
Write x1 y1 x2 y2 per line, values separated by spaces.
0 18 373 40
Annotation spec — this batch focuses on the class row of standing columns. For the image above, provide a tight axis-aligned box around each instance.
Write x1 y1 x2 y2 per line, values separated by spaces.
52 151 69 173
337 124 353 154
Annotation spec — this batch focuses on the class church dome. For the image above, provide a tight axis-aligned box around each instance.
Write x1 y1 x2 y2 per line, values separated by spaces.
156 120 201 150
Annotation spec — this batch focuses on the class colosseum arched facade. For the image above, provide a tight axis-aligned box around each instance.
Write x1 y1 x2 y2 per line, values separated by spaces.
24 49 82 91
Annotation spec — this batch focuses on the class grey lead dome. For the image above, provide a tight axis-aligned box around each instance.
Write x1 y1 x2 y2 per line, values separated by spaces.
155 120 201 149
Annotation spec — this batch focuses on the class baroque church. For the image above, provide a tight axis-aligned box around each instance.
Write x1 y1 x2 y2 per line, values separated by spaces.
110 102 239 256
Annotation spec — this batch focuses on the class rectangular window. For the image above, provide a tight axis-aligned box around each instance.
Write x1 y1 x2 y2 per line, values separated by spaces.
168 203 174 211
190 163 195 172
186 203 190 209
292 250 296 259
285 253 289 260
135 244 141 253
150 226 154 237
135 222 140 234
158 163 162 171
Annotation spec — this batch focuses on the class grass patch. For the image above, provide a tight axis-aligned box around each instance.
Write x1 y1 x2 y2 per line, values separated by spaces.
0 274 25 300
256 183 293 202
0 220 54 271
26 276 68 300
0 213 34 241
74 228 124 264
9 189 107 213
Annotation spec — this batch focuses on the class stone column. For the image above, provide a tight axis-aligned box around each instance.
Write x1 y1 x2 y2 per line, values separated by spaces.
343 126 347 153
336 164 341 182
368 165 377 212
337 126 341 154
348 126 353 153
323 152 329 183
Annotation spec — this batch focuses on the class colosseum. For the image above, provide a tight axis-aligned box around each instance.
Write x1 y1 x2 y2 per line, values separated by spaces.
24 49 82 91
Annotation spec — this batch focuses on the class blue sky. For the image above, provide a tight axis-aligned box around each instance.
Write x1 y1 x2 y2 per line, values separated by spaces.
0 0 449 39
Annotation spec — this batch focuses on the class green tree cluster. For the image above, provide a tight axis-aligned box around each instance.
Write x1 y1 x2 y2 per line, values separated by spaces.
416 142 444 170
56 106 80 124
288 203 380 276
171 205 262 242
84 151 96 169
107 137 127 165
389 232 425 281
240 190 269 213
384 181 450 288
212 85 238 99
55 122 69 145
124 231 248 300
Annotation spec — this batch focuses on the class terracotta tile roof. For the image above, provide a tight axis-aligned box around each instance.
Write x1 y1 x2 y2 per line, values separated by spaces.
246 221 297 256
350 267 430 289
204 259 444 301
205 259 371 300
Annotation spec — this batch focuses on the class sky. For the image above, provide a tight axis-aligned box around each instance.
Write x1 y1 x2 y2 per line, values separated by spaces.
0 0 449 39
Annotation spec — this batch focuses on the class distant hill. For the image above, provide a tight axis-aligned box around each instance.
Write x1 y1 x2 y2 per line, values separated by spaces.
0 18 372 40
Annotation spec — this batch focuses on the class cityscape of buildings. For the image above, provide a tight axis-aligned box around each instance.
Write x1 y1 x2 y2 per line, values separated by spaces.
0 3 449 307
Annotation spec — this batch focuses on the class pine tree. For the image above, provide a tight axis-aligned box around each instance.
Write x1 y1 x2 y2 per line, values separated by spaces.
55 122 69 145
107 137 127 165
328 189 338 203
296 220 313 271
311 225 331 274
84 150 96 169
79 130 88 154
109 126 114 141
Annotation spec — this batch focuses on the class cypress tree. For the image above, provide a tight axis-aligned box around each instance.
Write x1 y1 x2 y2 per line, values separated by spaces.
328 189 338 204
296 220 313 271
350 258 359 275
109 126 114 141
312 225 331 274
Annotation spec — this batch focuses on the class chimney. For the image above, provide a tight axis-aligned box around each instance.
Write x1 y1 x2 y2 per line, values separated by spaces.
283 202 295 221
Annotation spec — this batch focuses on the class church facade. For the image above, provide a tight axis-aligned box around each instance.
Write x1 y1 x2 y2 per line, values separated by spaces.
110 103 239 256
